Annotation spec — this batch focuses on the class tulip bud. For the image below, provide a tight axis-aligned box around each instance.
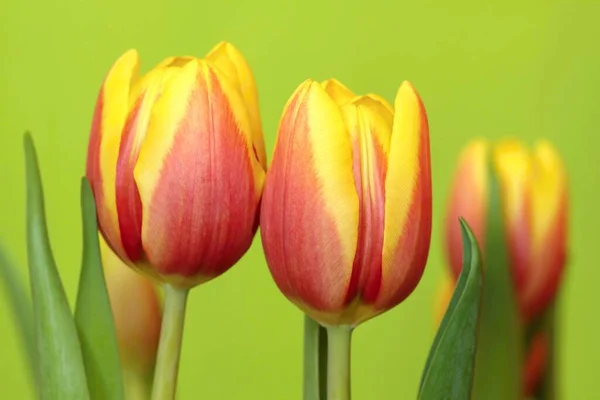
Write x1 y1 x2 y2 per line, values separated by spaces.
444 139 568 321
86 42 266 288
261 78 431 326
433 278 548 396
100 236 162 375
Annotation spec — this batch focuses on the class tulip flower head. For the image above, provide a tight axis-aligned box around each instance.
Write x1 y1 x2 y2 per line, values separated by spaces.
444 139 568 321
261 79 431 327
87 42 266 288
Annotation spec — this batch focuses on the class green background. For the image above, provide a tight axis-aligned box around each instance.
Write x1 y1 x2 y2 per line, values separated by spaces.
1 1 598 398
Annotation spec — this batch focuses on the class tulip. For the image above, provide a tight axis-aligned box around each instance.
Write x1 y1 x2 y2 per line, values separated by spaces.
261 78 431 326
261 78 430 400
433 278 548 397
444 139 568 321
101 236 162 400
86 42 266 400
86 41 266 288
443 139 567 399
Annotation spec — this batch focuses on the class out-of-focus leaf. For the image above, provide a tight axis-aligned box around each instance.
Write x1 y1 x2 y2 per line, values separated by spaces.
303 315 328 400
75 178 124 400
24 132 90 399
418 218 483 400
0 244 37 388
470 164 523 399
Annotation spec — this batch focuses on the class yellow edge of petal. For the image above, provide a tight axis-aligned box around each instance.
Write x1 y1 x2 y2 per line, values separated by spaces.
493 139 531 224
134 60 199 225
207 59 266 193
306 82 359 271
382 81 424 273
351 96 393 154
99 49 140 244
321 78 356 107
530 140 567 248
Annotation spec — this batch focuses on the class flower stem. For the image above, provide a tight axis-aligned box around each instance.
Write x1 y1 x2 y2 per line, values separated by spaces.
151 284 189 400
326 325 353 400
303 315 328 400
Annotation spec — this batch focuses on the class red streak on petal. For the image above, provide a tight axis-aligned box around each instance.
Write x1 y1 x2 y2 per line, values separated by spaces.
260 89 350 312
115 96 145 262
86 86 128 261
344 135 386 305
143 68 258 278
505 192 531 298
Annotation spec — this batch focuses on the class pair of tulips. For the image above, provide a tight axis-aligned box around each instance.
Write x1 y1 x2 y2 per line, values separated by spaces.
89 41 567 399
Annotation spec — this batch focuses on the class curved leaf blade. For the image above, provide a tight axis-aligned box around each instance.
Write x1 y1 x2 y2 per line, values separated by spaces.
75 178 124 400
0 244 37 388
24 132 90 399
418 218 483 400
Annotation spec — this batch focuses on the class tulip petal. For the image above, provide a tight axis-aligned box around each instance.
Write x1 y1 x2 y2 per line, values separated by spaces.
115 67 182 262
321 79 356 106
379 81 431 309
361 94 394 129
493 140 532 296
444 140 489 278
261 80 358 313
206 42 267 169
135 60 262 284
522 141 567 319
86 50 140 262
339 99 390 304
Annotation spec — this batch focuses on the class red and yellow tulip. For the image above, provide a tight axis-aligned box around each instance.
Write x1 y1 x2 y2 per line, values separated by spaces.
101 236 162 375
86 42 266 288
444 139 568 321
260 78 431 326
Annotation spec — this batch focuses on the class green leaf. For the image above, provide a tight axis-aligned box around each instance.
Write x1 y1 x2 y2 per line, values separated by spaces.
74 178 125 400
0 244 38 388
303 314 328 400
470 163 523 399
23 132 90 399
418 218 483 400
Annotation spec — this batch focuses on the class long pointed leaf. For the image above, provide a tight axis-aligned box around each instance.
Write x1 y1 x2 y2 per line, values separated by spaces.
75 178 124 400
0 244 37 387
418 218 483 400
470 163 523 399
303 315 328 400
24 132 90 399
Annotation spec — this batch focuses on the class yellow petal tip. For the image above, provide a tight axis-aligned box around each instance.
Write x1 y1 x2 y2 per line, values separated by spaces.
321 78 356 106
394 80 422 111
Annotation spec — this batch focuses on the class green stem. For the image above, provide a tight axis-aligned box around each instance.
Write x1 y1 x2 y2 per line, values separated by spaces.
303 315 328 400
151 284 189 400
326 325 353 400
